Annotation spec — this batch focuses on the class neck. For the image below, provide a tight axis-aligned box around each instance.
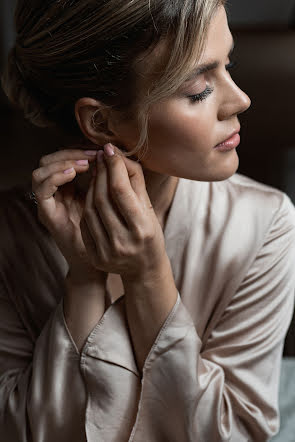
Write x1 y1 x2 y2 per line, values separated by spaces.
142 168 179 230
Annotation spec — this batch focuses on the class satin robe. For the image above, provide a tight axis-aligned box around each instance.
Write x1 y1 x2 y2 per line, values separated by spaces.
0 173 295 442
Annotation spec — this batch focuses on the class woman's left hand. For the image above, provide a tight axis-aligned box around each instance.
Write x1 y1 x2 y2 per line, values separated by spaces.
80 143 168 283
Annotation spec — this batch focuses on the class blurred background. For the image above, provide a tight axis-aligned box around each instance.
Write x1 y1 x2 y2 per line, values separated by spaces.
1 1 295 439
1 2 295 345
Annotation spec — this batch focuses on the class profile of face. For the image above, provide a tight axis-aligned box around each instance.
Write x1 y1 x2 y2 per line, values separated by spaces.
77 6 251 183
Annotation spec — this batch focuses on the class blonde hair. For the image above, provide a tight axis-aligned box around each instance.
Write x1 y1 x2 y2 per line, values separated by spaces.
2 0 225 160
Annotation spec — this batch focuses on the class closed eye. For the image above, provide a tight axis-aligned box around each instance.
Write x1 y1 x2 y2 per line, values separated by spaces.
188 86 214 104
187 60 237 104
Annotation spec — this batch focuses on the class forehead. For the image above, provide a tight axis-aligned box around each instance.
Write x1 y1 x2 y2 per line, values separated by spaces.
199 6 233 64
133 6 232 99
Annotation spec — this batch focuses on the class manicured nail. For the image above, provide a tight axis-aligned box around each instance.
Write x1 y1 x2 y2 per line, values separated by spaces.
104 143 115 157
64 167 74 174
85 150 98 156
97 150 104 162
76 160 89 166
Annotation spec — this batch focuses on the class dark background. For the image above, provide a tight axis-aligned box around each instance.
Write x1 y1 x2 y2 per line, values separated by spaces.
1 1 295 354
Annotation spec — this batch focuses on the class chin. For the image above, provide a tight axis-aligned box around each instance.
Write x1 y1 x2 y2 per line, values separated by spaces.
142 150 240 182
177 151 240 182
208 150 240 182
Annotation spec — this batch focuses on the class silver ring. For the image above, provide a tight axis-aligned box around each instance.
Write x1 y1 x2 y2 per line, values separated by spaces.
26 191 38 206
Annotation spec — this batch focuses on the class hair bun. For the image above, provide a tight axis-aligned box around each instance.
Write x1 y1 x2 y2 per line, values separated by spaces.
1 45 53 128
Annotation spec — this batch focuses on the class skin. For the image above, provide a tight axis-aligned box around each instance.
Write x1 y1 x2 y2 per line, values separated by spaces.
32 6 251 360
138 7 251 182
75 6 250 229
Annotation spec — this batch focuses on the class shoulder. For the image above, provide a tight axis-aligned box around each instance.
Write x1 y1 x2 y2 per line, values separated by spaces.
185 173 295 236
222 172 288 203
180 174 295 273
223 173 295 232
216 175 295 278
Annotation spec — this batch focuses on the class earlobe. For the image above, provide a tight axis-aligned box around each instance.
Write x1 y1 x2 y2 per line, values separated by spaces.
74 97 117 146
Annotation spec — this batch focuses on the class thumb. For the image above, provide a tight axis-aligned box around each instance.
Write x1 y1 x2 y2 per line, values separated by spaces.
106 143 147 197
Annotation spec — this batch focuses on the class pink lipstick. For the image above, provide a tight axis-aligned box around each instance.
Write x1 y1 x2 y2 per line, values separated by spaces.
214 132 240 152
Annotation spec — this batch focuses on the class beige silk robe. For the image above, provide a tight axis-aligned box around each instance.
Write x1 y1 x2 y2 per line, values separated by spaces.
0 173 295 442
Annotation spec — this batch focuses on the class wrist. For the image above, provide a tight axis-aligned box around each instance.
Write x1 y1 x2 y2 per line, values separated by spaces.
65 271 107 298
66 267 107 287
122 254 173 291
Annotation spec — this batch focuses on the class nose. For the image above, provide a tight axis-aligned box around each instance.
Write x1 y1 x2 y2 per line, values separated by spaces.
218 76 251 121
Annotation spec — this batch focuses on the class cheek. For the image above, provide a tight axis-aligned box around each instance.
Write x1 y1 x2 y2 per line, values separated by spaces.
149 102 213 148
141 102 216 172
116 100 238 181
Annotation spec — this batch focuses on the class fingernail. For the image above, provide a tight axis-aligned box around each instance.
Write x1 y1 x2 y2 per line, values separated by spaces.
97 150 104 162
104 143 115 157
85 150 98 156
64 167 74 174
76 160 89 166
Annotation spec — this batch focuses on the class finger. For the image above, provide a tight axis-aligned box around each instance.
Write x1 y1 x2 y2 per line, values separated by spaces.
107 144 148 204
102 144 146 228
83 175 110 265
39 148 99 167
32 158 91 212
33 158 90 190
32 166 77 215
91 151 128 240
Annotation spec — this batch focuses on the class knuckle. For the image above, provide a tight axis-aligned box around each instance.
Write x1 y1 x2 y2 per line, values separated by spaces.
144 231 155 243
134 225 154 243
39 155 49 167
111 183 126 198
113 241 128 258
32 168 41 181
61 160 72 170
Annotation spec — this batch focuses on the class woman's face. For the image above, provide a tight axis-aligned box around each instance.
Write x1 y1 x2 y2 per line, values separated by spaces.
114 6 251 182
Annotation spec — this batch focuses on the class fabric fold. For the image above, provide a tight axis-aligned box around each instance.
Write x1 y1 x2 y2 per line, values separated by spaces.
0 292 87 442
128 191 295 442
1 174 295 441
80 295 141 442
81 295 139 377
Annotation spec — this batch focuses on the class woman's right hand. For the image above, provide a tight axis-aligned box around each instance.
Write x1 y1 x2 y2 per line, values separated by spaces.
32 147 107 286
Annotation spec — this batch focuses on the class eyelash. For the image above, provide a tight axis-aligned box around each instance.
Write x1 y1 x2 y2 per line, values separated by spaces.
188 60 237 103
188 86 214 103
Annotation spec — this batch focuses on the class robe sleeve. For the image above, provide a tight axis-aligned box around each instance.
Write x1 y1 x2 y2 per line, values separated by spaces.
0 277 140 442
0 187 142 442
128 193 295 442
0 276 89 441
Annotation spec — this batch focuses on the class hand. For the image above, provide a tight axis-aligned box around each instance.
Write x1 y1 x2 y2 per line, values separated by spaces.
32 146 108 285
80 143 168 283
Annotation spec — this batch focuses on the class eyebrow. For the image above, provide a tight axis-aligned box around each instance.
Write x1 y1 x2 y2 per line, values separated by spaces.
185 38 235 82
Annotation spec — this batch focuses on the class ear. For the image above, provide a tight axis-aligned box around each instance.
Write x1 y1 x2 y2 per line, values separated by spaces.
75 97 119 146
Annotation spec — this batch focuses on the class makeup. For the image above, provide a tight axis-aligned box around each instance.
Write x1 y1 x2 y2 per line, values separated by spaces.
214 132 240 152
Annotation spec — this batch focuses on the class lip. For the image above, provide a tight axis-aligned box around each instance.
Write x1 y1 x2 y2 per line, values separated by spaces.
214 129 241 152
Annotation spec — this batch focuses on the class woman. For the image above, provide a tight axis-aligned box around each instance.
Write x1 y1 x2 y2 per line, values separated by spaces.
1 1 295 441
